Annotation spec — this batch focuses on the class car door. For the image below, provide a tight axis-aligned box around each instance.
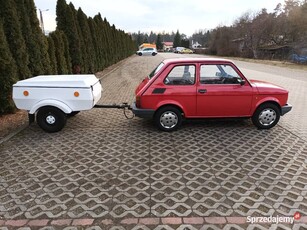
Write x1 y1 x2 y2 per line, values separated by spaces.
144 64 197 116
143 48 152 55
196 64 253 117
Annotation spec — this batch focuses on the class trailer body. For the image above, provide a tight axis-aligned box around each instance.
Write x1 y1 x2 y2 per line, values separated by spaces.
13 74 102 132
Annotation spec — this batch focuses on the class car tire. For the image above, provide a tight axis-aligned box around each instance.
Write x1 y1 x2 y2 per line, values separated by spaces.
154 106 182 132
152 53 157 56
252 103 280 129
138 53 142 56
67 111 80 117
36 106 67 133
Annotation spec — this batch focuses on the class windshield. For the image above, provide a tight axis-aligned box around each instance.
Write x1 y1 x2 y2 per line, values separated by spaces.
148 62 164 79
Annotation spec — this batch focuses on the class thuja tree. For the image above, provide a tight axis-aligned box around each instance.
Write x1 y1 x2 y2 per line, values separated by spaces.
0 20 18 114
26 0 51 74
56 0 82 73
0 0 31 80
49 30 71 74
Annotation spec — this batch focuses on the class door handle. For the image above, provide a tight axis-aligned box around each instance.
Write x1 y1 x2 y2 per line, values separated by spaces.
198 89 207 94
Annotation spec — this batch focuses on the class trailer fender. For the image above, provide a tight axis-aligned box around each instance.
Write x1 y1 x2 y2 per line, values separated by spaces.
29 100 72 114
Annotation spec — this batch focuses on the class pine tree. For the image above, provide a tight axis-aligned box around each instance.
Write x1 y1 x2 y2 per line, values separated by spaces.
0 0 31 80
173 30 181 48
156 34 163 50
0 20 18 114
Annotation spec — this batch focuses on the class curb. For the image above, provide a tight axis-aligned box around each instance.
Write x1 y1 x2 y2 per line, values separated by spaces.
0 216 306 228
0 122 29 146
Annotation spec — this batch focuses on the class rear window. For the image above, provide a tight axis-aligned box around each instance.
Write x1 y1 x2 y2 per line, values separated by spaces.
148 62 164 79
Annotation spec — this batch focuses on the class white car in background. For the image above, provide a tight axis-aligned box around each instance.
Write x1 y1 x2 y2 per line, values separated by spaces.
136 47 157 56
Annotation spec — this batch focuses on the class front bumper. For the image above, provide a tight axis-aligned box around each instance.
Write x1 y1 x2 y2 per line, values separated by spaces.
281 104 292 116
131 103 155 119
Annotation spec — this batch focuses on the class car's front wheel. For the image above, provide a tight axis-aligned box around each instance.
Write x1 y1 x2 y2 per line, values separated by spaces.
154 106 182 132
138 53 142 56
252 103 280 129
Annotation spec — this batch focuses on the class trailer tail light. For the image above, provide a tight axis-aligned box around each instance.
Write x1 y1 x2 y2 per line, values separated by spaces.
136 95 141 108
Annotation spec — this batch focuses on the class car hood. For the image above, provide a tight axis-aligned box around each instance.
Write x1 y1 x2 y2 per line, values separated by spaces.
250 79 288 94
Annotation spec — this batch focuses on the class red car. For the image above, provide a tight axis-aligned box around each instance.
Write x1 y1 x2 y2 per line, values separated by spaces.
132 58 292 131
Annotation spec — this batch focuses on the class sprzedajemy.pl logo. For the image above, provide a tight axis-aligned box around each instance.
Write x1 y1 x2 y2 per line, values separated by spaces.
246 212 301 224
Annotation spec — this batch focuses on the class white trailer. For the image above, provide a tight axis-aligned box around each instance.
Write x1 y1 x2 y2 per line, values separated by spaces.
13 75 102 132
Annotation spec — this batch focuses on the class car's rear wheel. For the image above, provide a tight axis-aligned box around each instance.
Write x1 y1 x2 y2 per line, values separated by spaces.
152 53 157 56
252 103 280 129
154 106 182 132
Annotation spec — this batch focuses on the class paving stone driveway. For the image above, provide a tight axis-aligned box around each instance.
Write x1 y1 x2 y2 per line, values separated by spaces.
0 54 307 229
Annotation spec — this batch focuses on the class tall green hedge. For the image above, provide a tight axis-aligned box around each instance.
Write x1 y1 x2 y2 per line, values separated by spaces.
0 0 136 115
0 20 18 113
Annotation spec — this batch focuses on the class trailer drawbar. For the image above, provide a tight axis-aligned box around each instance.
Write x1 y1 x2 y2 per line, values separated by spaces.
94 103 134 119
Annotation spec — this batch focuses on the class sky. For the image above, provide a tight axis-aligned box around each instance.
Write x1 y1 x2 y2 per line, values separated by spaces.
34 0 283 36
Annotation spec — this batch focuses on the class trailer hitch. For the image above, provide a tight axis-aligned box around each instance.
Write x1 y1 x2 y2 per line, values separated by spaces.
94 103 134 119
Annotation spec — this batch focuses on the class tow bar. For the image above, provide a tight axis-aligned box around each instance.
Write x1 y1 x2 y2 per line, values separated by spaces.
94 103 134 119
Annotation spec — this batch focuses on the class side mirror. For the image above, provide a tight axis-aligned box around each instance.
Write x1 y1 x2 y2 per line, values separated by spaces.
239 79 246 86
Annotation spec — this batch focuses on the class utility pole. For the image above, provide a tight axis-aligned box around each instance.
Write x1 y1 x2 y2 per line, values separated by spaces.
39 9 49 35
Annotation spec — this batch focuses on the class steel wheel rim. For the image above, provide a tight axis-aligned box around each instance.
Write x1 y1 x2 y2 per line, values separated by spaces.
46 115 56 125
160 111 178 129
258 108 276 126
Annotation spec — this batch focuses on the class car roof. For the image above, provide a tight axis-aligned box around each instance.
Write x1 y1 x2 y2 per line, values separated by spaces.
162 58 235 65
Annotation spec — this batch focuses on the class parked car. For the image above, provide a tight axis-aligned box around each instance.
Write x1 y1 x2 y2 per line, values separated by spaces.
174 47 184 53
136 47 157 56
290 54 307 64
132 58 292 131
179 48 194 54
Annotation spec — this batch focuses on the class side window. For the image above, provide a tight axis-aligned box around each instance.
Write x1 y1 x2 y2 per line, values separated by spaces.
200 64 242 84
164 65 195 85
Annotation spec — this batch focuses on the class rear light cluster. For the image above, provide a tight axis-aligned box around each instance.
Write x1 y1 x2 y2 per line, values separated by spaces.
136 96 141 108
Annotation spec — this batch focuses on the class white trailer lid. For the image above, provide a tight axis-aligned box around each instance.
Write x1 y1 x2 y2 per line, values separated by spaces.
13 75 100 88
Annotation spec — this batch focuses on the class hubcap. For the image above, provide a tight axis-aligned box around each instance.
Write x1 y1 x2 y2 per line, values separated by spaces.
258 108 276 126
46 115 56 125
160 111 178 129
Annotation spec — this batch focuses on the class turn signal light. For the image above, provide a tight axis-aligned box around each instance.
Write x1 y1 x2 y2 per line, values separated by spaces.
74 91 80 97
23 91 29 96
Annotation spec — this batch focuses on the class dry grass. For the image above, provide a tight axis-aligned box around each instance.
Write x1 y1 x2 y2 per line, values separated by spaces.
224 56 307 71
0 110 28 140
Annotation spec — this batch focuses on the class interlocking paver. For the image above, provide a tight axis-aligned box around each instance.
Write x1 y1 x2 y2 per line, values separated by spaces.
0 54 307 229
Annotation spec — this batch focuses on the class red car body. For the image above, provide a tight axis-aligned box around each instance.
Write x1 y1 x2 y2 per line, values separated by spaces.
132 58 292 131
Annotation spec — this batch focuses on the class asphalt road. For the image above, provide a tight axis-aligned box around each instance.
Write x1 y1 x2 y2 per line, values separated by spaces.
0 53 306 229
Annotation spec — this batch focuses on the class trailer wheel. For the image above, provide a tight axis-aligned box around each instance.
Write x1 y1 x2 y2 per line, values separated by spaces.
37 106 67 133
